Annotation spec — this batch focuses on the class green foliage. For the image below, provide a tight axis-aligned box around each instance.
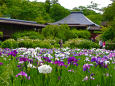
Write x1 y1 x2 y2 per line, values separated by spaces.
12 31 44 40
1 39 18 48
51 0 59 4
87 14 102 25
32 39 53 49
0 0 52 23
73 6 97 16
0 32 3 37
95 34 102 42
42 25 73 41
42 25 91 41
42 25 59 38
101 26 115 41
17 37 33 48
0 0 70 23
71 29 91 39
0 0 102 25
103 1 115 21
105 38 115 50
45 0 51 13
57 24 73 41
65 38 99 49
17 38 55 48
49 4 70 21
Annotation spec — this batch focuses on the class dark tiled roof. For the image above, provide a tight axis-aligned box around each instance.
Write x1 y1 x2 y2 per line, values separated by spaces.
52 12 99 27
0 18 45 27
0 18 37 24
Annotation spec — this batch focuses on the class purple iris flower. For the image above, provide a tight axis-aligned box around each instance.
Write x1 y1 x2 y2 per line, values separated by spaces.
68 57 78 66
91 73 95 76
43 57 51 63
54 61 65 66
83 64 91 71
0 52 2 56
8 50 18 57
29 59 33 64
91 56 109 68
91 57 97 62
19 57 29 62
0 62 3 65
16 71 30 80
104 64 108 68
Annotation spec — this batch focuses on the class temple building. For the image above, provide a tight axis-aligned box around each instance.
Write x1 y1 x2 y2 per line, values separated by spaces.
0 12 101 40
0 18 45 39
51 12 101 39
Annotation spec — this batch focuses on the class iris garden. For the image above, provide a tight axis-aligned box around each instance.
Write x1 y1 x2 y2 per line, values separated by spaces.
0 47 115 86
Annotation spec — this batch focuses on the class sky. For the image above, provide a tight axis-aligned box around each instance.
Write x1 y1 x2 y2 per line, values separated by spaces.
30 0 112 9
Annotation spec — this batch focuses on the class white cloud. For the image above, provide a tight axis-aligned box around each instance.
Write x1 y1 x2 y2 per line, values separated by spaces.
30 0 112 9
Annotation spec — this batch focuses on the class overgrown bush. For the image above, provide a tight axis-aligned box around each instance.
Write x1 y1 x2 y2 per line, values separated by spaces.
0 32 3 37
32 39 53 49
57 24 73 41
42 25 59 38
105 39 115 50
42 25 73 41
17 37 33 48
1 39 18 48
101 26 115 41
71 29 91 39
95 34 102 42
12 31 44 40
65 38 99 49
17 38 54 49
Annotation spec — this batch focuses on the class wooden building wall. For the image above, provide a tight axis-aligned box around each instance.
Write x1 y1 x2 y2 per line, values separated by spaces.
0 23 42 40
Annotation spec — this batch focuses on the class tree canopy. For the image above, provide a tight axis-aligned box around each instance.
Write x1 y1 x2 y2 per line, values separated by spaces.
103 1 115 22
0 0 70 23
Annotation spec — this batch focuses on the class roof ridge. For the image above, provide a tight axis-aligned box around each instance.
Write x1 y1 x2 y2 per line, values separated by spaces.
71 11 83 14
0 18 37 24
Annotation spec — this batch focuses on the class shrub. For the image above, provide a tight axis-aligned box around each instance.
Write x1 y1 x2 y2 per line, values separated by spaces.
42 24 73 41
0 32 3 37
1 39 18 48
18 38 54 49
65 38 99 49
63 43 70 48
32 39 53 49
101 26 115 41
71 29 78 38
42 25 59 38
17 37 33 48
77 30 91 39
95 34 102 42
57 24 73 41
12 31 44 40
71 29 91 39
17 37 57 48
53 44 60 48
0 41 2 47
105 39 115 50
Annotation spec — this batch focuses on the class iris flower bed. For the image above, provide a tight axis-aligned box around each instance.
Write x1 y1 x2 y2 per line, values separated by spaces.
0 48 115 86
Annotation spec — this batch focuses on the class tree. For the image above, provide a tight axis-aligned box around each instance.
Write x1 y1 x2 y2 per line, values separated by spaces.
51 0 58 4
87 1 100 11
87 14 102 25
0 0 52 23
45 0 51 13
103 1 115 21
50 4 70 21
0 0 6 6
101 26 115 41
